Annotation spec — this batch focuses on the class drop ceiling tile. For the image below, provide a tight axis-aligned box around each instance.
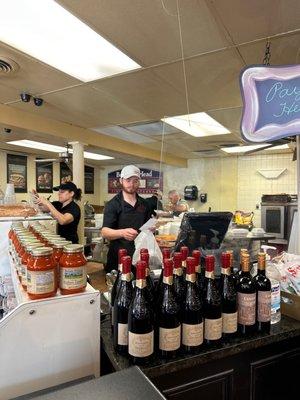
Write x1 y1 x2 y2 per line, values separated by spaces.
92 125 156 144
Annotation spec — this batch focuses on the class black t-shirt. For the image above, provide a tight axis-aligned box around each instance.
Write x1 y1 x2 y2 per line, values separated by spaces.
52 200 81 243
145 195 163 216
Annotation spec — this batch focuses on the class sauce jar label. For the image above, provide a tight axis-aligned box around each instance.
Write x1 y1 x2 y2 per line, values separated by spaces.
60 267 87 290
27 270 55 294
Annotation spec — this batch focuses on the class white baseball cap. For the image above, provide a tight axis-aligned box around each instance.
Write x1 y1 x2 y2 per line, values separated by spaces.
120 165 140 179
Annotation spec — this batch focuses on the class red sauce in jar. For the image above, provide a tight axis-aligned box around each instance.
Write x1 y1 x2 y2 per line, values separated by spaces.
59 244 87 295
27 247 56 300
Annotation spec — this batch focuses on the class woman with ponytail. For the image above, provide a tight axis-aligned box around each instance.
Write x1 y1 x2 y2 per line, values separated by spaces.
34 182 82 243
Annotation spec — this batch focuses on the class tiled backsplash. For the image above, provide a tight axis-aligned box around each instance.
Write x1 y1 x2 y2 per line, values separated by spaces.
237 153 297 226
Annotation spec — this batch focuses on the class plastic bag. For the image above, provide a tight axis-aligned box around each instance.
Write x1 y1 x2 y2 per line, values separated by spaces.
132 230 163 269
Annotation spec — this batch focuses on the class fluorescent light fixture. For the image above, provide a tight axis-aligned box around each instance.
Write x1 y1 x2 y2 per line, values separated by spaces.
7 140 114 160
7 140 66 153
83 151 114 160
162 112 230 137
221 144 270 153
0 0 140 82
265 144 290 151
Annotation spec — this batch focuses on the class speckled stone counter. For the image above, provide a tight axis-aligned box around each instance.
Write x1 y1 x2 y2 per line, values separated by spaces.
101 315 300 379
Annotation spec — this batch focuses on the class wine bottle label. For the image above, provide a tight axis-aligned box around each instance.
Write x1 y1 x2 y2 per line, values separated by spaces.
159 326 181 351
205 271 214 279
204 318 222 340
186 273 196 283
121 273 131 282
257 291 271 322
238 292 256 325
27 270 55 294
128 331 154 357
182 322 203 346
222 312 238 333
60 267 87 289
117 323 128 346
174 268 183 276
136 279 146 289
163 276 173 285
221 268 231 276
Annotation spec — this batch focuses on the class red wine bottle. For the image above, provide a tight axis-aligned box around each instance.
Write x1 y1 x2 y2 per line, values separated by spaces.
237 253 256 335
156 248 171 297
111 248 127 329
157 258 181 358
173 252 186 306
203 255 222 345
140 252 155 303
128 261 154 365
182 256 203 353
192 249 205 295
180 246 189 278
254 252 271 333
113 256 133 355
221 252 237 338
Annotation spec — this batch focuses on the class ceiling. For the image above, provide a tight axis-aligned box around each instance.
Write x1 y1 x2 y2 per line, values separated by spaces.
0 0 299 166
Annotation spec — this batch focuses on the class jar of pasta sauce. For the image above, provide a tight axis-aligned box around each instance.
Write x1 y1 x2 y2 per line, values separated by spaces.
21 243 43 290
50 241 71 289
27 247 56 300
59 244 87 295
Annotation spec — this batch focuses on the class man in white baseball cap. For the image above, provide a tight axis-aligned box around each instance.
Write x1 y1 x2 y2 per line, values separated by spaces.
102 165 151 271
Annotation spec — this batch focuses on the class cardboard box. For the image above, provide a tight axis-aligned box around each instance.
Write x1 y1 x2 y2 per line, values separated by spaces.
281 291 300 321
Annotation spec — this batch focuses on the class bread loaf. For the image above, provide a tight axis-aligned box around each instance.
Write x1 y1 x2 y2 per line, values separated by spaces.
0 205 37 218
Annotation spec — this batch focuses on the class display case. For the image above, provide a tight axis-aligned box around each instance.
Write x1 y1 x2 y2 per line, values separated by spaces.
0 216 101 400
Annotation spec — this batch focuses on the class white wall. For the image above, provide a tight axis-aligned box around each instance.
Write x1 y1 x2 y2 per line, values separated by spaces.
0 150 102 205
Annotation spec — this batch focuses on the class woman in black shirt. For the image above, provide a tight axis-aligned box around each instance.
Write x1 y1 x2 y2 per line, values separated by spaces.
34 182 82 243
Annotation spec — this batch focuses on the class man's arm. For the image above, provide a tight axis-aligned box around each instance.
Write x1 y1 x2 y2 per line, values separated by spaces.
102 227 138 241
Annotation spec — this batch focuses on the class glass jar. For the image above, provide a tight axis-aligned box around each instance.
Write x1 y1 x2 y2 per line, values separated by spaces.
27 247 56 300
51 241 71 289
21 243 43 291
59 244 87 295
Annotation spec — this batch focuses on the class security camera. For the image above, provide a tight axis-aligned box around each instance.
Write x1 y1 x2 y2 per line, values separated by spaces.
4 128 11 133
33 97 43 107
20 92 31 102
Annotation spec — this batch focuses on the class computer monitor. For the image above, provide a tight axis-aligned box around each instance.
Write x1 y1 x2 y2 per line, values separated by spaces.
174 212 233 253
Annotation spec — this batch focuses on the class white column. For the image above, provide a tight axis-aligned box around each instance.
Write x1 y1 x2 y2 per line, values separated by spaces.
70 142 85 245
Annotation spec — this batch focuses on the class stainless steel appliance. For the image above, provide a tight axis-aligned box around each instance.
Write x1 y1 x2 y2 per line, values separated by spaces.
261 194 297 240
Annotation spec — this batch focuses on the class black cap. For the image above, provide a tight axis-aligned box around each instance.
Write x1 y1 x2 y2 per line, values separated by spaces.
53 182 78 192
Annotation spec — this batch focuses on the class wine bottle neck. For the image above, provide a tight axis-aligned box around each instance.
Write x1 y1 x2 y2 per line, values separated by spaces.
221 267 231 276
257 268 266 275
174 267 183 276
195 264 200 273
136 278 146 289
205 270 214 279
186 273 196 283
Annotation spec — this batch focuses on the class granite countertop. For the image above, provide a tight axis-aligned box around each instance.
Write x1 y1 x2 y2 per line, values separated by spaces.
101 315 300 378
14 367 166 400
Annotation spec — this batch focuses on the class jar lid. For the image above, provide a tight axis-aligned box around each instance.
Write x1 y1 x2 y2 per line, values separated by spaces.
21 238 40 244
63 244 84 253
26 243 43 251
31 247 53 256
52 240 72 248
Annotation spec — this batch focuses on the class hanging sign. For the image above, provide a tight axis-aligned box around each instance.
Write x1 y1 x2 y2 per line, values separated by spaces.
108 168 163 194
240 64 300 142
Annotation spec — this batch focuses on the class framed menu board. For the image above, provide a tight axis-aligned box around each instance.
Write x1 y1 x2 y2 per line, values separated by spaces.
85 165 94 194
60 162 72 184
7 154 27 193
36 161 53 193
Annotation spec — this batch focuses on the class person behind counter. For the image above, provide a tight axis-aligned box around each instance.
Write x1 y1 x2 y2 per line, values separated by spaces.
33 182 82 244
166 189 189 216
145 189 163 216
101 165 151 272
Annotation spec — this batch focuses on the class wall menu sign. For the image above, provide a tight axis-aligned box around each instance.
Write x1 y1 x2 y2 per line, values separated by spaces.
108 168 163 194
240 64 300 142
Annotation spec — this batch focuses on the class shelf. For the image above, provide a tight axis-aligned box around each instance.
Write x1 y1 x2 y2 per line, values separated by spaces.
0 213 53 222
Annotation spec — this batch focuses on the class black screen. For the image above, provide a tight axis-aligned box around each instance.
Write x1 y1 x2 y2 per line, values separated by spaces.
266 209 281 233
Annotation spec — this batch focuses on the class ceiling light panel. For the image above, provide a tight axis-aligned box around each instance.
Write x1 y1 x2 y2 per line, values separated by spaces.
162 112 230 137
0 0 140 82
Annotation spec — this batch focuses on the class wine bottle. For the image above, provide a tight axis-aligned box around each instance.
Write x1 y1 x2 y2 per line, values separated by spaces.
203 255 222 345
128 260 154 365
157 258 181 358
235 248 248 285
237 253 256 335
140 252 155 303
113 256 133 355
111 248 127 330
192 249 205 295
180 246 189 278
221 252 237 338
254 252 271 333
173 252 186 306
182 256 203 353
156 248 171 297
226 250 237 287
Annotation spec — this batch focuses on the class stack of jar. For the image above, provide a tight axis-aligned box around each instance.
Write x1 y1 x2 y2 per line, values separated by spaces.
8 222 87 299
